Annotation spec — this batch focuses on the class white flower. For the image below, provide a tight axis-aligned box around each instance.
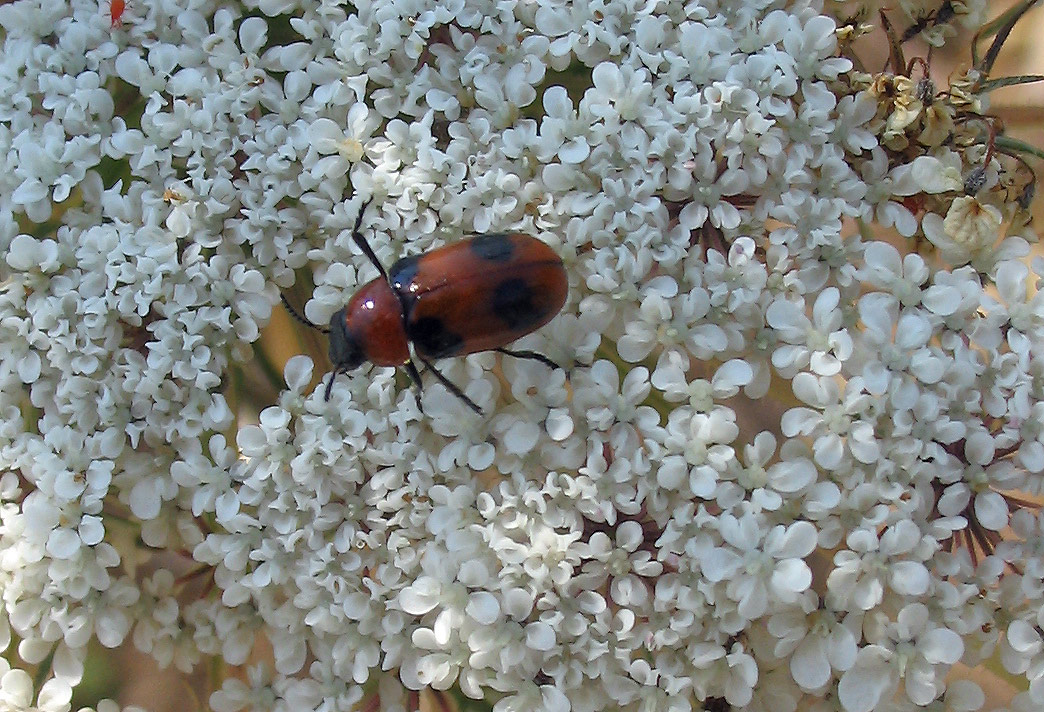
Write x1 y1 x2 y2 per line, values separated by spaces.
768 592 858 691
618 277 726 363
585 61 654 124
700 513 817 620
574 360 659 434
655 406 737 499
838 603 963 712
782 374 881 469
307 103 380 179
922 195 1003 265
533 85 593 164
767 287 853 377
0 668 72 712
210 664 276 712
859 148 920 236
651 351 753 409
826 521 932 611
721 432 818 513
575 521 663 608
855 290 942 395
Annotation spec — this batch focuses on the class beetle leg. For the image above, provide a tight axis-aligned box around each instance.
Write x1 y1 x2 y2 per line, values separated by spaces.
403 358 426 411
350 197 390 282
324 368 341 400
404 358 423 385
417 356 483 415
495 347 561 371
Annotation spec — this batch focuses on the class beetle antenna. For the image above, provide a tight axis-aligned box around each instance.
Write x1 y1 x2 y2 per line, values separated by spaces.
280 293 330 334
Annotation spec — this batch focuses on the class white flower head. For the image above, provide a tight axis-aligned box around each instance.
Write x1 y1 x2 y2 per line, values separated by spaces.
1 0 1040 710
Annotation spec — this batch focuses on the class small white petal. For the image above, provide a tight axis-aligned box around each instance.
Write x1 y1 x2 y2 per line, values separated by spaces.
838 649 892 712
239 16 268 54
558 137 590 163
772 558 812 593
129 479 162 520
920 628 963 664
973 491 1009 531
792 638 831 689
525 621 556 651
889 561 929 595
78 515 105 545
46 528 82 558
466 592 500 625
284 355 314 391
1007 620 1042 653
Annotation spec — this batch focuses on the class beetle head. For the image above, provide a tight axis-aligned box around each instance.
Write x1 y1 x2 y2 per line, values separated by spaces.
328 308 365 371
325 308 365 399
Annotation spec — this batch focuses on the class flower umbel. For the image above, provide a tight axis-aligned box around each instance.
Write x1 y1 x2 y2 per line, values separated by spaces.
1 0 1042 711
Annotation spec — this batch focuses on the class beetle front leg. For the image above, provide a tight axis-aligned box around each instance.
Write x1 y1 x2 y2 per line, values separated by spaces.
350 197 389 282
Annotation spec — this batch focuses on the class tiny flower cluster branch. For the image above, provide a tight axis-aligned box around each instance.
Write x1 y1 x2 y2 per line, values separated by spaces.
1 0 1043 711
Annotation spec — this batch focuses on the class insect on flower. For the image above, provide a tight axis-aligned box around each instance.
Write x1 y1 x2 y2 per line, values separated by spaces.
282 199 568 414
109 0 125 27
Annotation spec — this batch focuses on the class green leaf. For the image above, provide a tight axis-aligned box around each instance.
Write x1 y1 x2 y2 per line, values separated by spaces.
995 136 1044 162
977 74 1044 93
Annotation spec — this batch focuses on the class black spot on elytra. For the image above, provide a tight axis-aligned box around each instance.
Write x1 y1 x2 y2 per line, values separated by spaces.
469 233 515 262
409 317 464 358
389 253 422 292
493 278 541 330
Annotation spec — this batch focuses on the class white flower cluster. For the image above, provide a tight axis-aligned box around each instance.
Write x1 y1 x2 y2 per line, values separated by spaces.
1 0 1041 710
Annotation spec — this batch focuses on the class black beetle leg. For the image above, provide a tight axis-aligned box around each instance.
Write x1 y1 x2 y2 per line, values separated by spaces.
324 368 342 400
349 198 389 282
403 358 426 411
495 347 561 371
417 356 482 415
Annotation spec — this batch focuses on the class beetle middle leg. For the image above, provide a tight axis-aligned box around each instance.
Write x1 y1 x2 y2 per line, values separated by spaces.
415 356 483 415
403 358 426 411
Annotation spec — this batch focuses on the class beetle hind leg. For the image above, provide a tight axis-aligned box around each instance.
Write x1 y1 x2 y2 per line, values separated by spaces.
495 347 561 371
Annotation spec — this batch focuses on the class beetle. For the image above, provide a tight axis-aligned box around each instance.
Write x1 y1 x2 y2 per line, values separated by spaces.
282 199 568 413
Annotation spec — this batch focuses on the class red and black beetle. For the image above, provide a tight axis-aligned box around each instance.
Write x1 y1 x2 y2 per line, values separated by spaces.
283 200 568 413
